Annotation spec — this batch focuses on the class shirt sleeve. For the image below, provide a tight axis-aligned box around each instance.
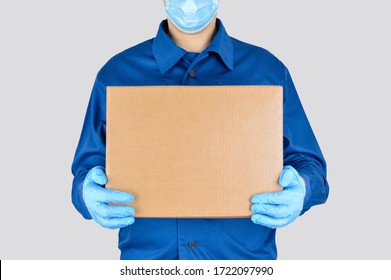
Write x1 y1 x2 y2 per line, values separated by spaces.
71 76 107 219
282 67 330 214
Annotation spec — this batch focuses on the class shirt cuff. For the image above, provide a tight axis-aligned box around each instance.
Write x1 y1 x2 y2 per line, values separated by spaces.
298 172 312 213
72 179 93 220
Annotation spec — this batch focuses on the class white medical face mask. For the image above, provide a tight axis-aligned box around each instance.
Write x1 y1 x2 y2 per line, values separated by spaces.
165 0 220 34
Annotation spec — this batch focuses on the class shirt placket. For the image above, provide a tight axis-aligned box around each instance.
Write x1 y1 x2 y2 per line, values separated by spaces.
180 52 208 85
177 52 210 259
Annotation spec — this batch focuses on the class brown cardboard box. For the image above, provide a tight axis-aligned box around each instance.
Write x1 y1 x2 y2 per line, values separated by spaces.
106 86 282 218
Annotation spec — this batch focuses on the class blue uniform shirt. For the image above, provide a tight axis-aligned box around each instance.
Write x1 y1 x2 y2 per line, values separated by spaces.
71 19 329 260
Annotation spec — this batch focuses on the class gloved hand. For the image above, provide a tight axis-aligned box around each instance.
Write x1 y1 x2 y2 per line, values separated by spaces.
82 166 135 229
251 165 306 228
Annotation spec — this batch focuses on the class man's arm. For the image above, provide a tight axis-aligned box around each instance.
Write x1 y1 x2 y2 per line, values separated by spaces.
282 67 329 214
71 76 107 219
251 66 329 228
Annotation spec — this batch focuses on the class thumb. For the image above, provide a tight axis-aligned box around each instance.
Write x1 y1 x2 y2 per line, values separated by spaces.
86 166 108 186
279 166 302 188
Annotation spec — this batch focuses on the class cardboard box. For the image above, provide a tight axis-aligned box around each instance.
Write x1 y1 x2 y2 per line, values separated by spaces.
106 86 283 218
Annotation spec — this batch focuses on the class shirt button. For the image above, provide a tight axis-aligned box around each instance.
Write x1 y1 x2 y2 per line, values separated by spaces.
188 70 196 77
188 241 197 249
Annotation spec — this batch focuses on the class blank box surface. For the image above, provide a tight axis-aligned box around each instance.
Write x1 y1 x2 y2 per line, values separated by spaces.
106 86 283 218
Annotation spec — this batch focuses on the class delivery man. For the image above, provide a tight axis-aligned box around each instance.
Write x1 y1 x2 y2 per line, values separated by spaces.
71 0 329 259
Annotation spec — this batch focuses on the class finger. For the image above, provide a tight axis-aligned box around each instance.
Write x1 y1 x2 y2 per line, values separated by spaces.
279 166 302 188
251 214 291 229
251 190 293 205
251 203 290 219
95 216 135 230
92 187 134 203
95 203 135 219
87 166 107 185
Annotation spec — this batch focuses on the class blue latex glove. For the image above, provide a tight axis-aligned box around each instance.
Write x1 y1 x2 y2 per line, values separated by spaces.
82 166 135 229
251 166 306 228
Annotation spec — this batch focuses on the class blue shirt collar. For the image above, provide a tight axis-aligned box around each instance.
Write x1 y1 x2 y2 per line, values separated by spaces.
152 19 234 74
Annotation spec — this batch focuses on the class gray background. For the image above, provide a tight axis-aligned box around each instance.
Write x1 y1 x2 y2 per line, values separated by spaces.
1 0 390 259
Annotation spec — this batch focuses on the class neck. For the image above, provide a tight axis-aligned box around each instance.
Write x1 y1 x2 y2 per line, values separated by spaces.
167 18 218 53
